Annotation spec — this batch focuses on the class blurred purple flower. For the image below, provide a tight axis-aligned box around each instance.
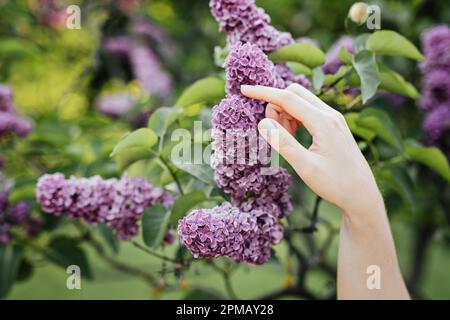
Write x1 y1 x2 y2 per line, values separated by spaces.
0 182 41 245
162 229 176 246
322 36 354 74
420 25 450 71
423 105 450 144
96 93 135 117
420 68 450 111
420 26 450 156
104 34 172 102
0 85 33 138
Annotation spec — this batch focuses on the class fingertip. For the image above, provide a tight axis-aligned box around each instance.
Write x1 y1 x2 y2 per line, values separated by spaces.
240 85 255 95
258 118 277 133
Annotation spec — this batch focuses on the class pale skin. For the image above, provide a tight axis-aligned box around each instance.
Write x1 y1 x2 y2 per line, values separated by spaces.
241 83 410 300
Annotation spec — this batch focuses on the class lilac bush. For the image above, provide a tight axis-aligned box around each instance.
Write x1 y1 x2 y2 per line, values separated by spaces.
36 173 175 240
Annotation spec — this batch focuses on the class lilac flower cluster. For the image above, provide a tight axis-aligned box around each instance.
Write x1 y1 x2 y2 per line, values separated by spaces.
36 173 175 240
104 32 172 102
0 85 33 138
419 26 450 157
0 182 42 245
210 0 293 53
178 203 282 264
95 93 134 118
179 1 306 264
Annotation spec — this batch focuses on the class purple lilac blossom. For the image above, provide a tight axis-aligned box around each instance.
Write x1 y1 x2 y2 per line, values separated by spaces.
420 25 450 71
129 44 172 99
103 36 172 102
0 85 33 138
131 19 175 59
179 0 310 264
420 68 450 111
420 26 450 156
36 173 175 240
178 203 282 264
210 0 294 53
322 36 354 75
422 105 450 144
95 93 135 117
0 182 42 245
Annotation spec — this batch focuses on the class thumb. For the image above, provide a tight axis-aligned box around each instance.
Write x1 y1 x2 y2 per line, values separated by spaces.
258 118 311 172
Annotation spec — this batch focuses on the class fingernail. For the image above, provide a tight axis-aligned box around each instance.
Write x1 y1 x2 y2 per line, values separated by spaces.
240 85 253 93
258 118 277 131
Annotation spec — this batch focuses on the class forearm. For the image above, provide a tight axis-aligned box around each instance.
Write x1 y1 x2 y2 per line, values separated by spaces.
337 195 410 300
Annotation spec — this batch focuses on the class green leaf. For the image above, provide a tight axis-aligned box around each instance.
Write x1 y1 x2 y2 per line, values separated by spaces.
312 67 325 92
286 62 312 76
171 142 216 185
8 184 36 204
352 50 380 103
374 165 416 212
0 246 22 299
356 108 403 150
378 64 419 99
176 77 225 108
142 205 170 248
366 30 424 61
46 236 93 279
170 191 208 224
15 258 33 283
147 107 183 137
110 128 158 170
405 142 450 182
345 112 376 141
338 46 353 65
268 42 325 68
353 34 370 53
97 223 119 254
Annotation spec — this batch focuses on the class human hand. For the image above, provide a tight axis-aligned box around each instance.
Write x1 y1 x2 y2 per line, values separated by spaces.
241 84 383 219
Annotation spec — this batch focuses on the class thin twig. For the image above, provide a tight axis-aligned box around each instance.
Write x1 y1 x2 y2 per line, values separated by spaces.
209 261 238 300
158 155 184 195
131 240 184 265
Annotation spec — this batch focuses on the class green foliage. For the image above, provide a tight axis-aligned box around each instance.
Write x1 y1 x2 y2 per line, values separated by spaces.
378 65 419 98
176 77 226 108
0 246 22 299
268 42 325 68
147 107 184 137
170 191 208 224
352 50 380 103
366 30 424 61
405 142 450 182
45 236 93 280
356 108 403 150
142 205 171 248
111 128 158 170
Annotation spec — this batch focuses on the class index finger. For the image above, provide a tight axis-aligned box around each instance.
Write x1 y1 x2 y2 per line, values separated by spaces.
241 85 321 133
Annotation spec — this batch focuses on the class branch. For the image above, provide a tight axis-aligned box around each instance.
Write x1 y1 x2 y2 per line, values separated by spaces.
131 240 186 266
158 155 184 195
209 261 238 300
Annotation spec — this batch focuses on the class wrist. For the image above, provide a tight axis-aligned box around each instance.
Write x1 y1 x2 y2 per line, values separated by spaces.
341 189 386 230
